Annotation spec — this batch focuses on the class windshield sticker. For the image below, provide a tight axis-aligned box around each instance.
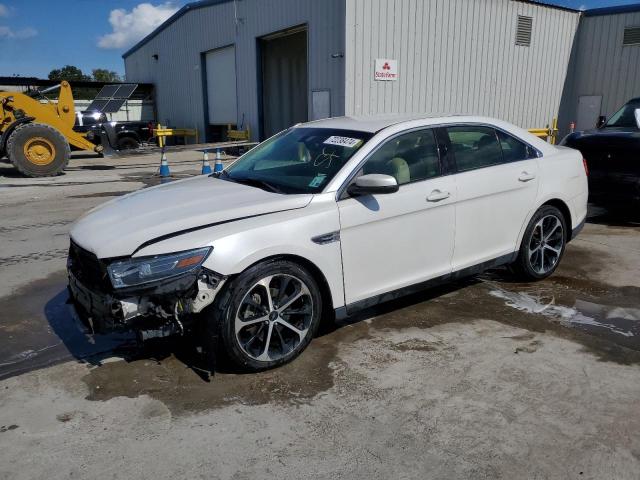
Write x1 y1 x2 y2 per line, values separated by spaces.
323 136 362 148
308 173 327 188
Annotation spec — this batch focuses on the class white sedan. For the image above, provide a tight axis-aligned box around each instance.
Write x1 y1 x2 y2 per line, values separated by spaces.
68 115 588 371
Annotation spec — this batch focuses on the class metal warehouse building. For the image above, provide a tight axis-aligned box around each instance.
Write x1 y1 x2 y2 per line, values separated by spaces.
559 4 640 134
123 0 640 141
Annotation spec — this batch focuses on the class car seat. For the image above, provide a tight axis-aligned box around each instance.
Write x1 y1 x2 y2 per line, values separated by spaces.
386 157 411 184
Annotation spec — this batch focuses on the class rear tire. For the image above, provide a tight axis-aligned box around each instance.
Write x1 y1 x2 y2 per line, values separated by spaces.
206 259 322 372
512 205 567 281
7 123 70 177
117 136 139 151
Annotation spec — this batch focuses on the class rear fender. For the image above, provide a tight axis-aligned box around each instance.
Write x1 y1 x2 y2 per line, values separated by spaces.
117 129 141 142
0 117 34 157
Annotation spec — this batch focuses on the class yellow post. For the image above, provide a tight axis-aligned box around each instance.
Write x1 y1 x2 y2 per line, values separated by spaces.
527 118 559 144
159 124 165 148
550 117 558 145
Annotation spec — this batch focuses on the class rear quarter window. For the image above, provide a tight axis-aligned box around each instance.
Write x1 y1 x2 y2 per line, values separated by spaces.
496 130 538 161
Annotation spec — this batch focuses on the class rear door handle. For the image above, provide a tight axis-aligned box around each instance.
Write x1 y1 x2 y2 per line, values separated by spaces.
427 189 450 202
518 171 536 182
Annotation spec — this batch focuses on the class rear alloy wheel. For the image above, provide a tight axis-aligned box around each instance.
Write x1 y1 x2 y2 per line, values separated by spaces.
7 123 70 177
210 260 322 371
513 205 567 280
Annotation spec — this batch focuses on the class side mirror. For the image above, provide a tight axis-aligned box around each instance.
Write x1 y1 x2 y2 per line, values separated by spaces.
635 109 640 130
596 116 607 128
347 174 399 196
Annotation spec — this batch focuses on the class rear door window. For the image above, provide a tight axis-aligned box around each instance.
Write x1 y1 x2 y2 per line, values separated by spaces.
446 126 503 172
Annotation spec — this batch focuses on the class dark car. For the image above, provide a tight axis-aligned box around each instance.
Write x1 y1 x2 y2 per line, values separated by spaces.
561 98 640 205
74 111 155 151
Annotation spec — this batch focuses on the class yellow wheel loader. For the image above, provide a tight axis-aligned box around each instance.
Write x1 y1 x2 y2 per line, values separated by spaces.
0 81 116 177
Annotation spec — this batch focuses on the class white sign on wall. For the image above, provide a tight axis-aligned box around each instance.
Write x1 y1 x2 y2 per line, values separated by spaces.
374 58 398 81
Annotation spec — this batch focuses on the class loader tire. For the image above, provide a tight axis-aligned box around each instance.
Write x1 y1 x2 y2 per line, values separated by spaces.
7 123 70 177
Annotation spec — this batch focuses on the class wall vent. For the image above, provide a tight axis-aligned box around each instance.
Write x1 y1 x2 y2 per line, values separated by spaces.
515 15 533 47
623 26 640 46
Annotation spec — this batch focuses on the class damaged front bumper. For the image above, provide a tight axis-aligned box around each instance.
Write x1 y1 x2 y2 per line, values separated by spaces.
67 244 226 338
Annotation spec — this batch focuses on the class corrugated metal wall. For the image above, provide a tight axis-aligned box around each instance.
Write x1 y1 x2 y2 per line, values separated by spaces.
344 0 580 129
558 10 640 135
124 0 346 140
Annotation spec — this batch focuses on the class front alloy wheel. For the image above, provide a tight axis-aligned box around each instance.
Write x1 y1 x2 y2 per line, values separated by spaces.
235 274 314 362
210 259 322 371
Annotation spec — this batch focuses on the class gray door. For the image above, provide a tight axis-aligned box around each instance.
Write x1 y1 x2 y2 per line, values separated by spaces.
260 29 308 139
576 95 602 131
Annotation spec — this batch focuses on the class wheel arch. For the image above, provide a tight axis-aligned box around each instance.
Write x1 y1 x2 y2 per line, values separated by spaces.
541 198 572 241
231 253 336 322
117 130 141 141
516 197 574 252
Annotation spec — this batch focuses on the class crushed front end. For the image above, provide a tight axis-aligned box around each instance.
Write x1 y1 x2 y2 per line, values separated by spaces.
67 240 226 340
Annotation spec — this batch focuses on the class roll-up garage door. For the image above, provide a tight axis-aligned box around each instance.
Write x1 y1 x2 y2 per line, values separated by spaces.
205 46 237 125
260 29 308 139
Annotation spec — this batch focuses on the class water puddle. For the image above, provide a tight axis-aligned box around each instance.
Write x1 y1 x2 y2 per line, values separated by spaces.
0 272 136 380
489 286 638 339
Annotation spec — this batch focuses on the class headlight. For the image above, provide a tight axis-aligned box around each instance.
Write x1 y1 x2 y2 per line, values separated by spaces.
107 247 211 289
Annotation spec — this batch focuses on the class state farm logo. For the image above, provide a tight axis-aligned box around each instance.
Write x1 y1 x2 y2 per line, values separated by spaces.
375 70 397 79
374 58 398 81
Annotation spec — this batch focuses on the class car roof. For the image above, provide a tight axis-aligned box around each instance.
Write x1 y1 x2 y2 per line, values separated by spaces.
296 114 555 156
297 114 448 133
297 114 519 133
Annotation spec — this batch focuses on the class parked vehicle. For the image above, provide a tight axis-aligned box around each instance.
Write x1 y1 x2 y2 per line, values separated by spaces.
68 115 588 371
0 82 105 177
74 110 154 151
561 97 640 204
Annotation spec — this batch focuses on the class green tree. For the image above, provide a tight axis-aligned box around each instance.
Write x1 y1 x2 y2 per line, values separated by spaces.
48 65 91 82
91 69 122 82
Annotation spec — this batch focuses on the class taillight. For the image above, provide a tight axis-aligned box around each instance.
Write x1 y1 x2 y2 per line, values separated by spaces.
582 158 589 176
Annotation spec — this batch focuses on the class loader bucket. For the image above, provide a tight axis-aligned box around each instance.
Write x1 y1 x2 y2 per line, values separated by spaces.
96 122 119 158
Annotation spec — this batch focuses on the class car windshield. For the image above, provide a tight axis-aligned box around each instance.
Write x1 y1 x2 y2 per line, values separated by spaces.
221 128 373 194
604 99 640 128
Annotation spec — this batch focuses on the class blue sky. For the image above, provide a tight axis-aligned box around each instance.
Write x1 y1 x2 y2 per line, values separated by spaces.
0 0 638 79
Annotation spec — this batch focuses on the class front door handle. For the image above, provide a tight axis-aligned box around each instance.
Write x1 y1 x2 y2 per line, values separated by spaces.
518 171 536 182
427 189 450 202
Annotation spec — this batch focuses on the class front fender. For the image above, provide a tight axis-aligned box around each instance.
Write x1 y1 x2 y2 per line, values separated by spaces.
134 194 346 308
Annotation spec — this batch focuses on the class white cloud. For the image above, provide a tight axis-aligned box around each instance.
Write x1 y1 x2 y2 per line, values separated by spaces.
578 4 587 11
0 26 37 39
98 2 179 49
0 4 9 17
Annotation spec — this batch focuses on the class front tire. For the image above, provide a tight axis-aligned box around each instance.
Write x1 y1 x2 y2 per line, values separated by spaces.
208 259 322 371
512 205 567 281
7 123 70 177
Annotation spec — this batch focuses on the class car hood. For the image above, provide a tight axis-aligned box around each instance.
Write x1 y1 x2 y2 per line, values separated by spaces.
70 175 313 258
